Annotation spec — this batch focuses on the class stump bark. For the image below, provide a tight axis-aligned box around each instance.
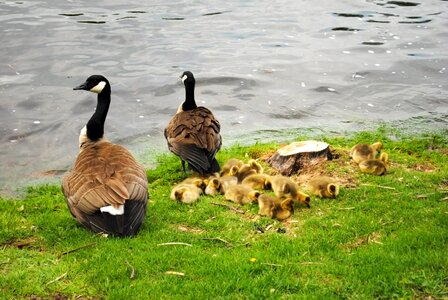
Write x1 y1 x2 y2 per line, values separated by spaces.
266 140 332 176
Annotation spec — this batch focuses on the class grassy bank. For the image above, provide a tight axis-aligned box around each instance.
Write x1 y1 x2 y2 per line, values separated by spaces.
1 128 447 299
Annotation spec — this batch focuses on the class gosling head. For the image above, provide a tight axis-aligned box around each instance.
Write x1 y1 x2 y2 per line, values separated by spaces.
74 75 110 94
372 142 383 152
379 152 389 163
328 183 340 198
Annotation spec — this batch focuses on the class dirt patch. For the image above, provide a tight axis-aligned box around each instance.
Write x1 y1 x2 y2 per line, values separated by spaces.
27 294 97 300
435 148 448 156
291 148 358 189
410 162 437 173
175 225 205 234
341 232 382 250
2 237 41 251
28 295 68 300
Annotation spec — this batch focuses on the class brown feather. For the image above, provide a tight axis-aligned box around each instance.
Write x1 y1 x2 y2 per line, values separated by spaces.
62 140 148 220
165 107 221 174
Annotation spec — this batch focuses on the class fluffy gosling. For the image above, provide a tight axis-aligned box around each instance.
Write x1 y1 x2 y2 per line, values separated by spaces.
170 183 203 204
224 184 260 205
308 176 340 198
359 152 389 176
258 194 294 221
350 141 383 163
242 173 272 190
271 175 311 207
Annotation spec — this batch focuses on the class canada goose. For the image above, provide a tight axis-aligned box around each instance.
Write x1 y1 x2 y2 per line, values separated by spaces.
170 183 202 204
308 176 340 198
258 194 276 216
224 184 260 205
271 175 311 207
181 176 206 191
235 164 257 183
164 71 222 174
62 75 148 237
350 142 383 164
242 174 272 190
296 191 311 208
272 198 295 221
218 175 238 194
258 194 294 221
220 158 243 177
235 159 265 182
204 176 221 195
359 152 389 175
270 175 298 198
248 159 263 174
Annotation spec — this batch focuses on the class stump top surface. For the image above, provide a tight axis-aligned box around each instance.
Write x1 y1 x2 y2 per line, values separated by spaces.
277 140 329 156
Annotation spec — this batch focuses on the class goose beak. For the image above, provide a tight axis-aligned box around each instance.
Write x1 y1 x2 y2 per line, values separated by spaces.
73 82 87 91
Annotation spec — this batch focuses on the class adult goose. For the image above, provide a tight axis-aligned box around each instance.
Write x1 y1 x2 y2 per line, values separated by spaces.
62 75 148 237
164 71 222 174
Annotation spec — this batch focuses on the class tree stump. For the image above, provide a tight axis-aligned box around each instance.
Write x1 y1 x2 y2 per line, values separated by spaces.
266 140 332 176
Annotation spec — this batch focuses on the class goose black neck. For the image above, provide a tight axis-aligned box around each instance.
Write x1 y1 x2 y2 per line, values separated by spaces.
87 87 111 141
183 80 197 111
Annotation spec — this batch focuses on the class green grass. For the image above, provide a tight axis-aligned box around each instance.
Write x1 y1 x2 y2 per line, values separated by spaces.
1 128 447 299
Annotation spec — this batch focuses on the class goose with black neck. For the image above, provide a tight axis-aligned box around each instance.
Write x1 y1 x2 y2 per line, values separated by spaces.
62 75 149 237
164 71 222 174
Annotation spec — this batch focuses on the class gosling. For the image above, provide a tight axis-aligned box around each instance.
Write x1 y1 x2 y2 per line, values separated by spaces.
359 152 389 176
350 142 383 163
271 175 311 207
308 176 340 198
218 175 238 194
170 183 203 204
224 184 260 205
204 176 221 195
258 194 294 221
242 173 272 190
220 158 243 177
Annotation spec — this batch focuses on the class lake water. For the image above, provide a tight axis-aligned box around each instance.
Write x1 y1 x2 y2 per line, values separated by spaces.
1 0 447 195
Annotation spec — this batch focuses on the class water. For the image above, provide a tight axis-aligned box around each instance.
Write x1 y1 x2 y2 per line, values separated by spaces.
1 0 447 195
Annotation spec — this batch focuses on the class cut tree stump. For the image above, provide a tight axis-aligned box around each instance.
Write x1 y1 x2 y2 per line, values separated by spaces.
266 140 332 176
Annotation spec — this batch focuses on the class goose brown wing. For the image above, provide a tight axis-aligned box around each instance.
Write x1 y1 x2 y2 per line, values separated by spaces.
164 107 221 172
62 141 148 217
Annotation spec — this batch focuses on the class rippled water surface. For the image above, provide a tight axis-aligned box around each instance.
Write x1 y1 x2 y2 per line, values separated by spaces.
1 0 447 194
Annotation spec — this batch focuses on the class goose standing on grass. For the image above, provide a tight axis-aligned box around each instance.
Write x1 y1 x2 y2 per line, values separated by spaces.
164 71 222 174
62 75 149 237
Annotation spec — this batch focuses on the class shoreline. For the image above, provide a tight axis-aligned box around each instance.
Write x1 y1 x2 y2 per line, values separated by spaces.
1 114 447 198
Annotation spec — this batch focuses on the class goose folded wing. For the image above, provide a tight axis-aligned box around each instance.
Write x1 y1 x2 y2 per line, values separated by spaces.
63 171 128 214
168 141 210 172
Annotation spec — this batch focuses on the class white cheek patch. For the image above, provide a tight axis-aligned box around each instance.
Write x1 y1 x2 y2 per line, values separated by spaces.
90 81 106 93
100 204 124 215
181 74 188 82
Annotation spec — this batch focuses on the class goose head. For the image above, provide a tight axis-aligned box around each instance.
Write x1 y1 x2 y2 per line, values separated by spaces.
74 75 111 145
74 75 110 94
177 71 197 112
180 71 195 86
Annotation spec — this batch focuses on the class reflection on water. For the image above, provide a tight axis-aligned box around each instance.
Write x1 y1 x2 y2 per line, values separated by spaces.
0 0 447 195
